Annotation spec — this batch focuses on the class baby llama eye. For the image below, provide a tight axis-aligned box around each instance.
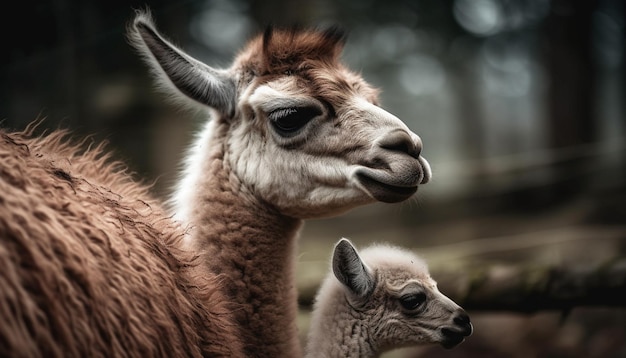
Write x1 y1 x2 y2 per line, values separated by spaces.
399 292 426 310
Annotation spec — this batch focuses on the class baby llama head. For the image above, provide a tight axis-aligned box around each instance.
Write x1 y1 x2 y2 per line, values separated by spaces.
306 239 472 358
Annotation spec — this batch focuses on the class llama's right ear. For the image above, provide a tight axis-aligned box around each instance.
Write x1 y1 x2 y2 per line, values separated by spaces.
128 10 236 116
332 238 375 298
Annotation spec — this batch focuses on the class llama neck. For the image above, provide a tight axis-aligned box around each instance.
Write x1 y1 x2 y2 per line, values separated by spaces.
306 285 378 358
174 119 304 357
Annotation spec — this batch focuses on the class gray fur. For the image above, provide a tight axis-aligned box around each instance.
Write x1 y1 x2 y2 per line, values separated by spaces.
332 238 375 297
128 10 236 115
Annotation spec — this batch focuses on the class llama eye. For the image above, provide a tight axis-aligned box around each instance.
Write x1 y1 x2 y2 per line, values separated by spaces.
399 292 426 311
268 106 322 137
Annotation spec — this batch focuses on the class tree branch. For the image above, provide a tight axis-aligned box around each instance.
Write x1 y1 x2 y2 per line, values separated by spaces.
433 258 626 312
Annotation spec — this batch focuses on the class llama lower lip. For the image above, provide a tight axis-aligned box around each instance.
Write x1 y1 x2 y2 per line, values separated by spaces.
356 172 418 203
441 336 465 349
440 327 469 349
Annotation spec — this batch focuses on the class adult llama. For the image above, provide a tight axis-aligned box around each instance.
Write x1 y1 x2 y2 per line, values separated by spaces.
0 9 431 358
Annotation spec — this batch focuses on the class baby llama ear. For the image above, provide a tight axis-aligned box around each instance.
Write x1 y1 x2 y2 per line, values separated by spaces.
128 10 236 116
332 238 375 298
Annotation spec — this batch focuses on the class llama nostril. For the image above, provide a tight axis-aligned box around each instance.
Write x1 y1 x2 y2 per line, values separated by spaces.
378 130 421 159
454 311 470 326
451 310 473 337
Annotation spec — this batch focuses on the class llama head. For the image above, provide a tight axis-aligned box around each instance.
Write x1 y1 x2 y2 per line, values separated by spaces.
331 239 472 351
128 11 431 218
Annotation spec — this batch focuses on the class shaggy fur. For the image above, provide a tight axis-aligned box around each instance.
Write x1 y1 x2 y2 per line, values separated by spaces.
0 123 244 357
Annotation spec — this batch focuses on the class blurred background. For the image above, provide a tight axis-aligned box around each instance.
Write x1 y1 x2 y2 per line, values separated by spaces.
1 0 625 356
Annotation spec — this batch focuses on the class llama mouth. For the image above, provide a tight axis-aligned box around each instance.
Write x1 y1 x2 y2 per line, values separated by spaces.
440 329 467 349
354 154 428 203
356 172 418 203
440 324 472 349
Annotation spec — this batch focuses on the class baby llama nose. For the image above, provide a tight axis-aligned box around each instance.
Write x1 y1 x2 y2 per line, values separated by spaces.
453 310 473 336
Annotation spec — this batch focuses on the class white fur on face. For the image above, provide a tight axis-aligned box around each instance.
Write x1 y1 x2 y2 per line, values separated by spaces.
224 80 430 218
226 113 369 218
169 67 431 220
171 77 431 220
229 81 373 218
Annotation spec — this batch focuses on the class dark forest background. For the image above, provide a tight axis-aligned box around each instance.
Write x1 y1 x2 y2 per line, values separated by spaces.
1 0 625 357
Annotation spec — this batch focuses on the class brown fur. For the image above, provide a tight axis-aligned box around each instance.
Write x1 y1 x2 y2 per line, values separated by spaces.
188 160 303 358
234 27 380 108
0 123 245 357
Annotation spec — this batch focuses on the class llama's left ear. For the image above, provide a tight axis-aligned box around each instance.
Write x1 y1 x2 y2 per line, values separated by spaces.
128 10 236 116
332 238 375 298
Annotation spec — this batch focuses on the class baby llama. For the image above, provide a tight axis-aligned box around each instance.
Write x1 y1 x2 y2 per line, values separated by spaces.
129 10 431 357
306 239 472 357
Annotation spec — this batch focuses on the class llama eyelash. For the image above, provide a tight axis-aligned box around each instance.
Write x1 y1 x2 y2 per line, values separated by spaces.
268 107 298 121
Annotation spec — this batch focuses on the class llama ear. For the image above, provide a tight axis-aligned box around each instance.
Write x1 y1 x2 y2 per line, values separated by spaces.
128 10 236 116
332 238 375 298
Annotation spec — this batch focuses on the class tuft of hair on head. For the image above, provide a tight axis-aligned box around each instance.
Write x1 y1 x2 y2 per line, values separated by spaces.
257 24 347 76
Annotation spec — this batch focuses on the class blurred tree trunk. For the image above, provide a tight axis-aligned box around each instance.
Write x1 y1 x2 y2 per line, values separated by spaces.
433 258 626 312
438 0 487 175
542 0 599 204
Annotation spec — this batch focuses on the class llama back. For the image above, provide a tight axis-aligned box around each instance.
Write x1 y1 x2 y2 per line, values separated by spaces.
0 126 242 357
